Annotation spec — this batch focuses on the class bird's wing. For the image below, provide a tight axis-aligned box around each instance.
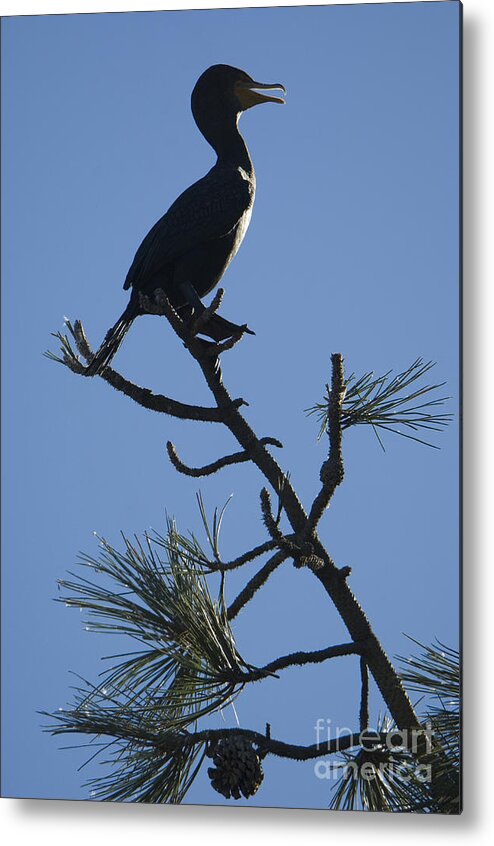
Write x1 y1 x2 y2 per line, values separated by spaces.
124 168 254 291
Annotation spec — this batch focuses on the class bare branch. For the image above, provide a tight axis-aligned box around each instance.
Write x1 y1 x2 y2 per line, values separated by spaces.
202 539 279 572
259 488 324 570
100 370 238 422
241 641 367 682
139 289 186 339
259 488 299 555
305 352 345 534
167 437 283 478
227 550 288 620
46 320 245 423
184 726 393 762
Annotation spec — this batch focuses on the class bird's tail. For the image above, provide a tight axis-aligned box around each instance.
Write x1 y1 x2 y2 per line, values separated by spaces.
86 304 136 376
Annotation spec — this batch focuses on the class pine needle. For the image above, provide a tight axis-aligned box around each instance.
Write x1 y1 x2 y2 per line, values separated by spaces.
45 517 258 802
307 358 453 449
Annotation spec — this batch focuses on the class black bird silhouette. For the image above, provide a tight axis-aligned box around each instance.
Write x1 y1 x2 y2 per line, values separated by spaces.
86 64 285 375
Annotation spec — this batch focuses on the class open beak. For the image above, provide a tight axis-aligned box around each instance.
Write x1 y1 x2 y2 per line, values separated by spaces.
235 79 286 110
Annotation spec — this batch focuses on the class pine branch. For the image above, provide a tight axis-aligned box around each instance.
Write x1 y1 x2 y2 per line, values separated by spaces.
46 702 391 763
43 681 208 803
307 357 453 450
328 713 426 812
329 635 461 815
157 498 281 572
398 637 460 813
398 637 460 701
184 338 420 733
305 352 345 534
58 526 255 727
47 291 426 808
52 310 421 732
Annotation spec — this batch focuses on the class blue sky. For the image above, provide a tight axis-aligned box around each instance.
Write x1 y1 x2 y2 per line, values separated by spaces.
1 1 460 808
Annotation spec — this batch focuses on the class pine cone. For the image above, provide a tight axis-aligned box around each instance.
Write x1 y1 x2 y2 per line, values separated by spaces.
207 736 263 800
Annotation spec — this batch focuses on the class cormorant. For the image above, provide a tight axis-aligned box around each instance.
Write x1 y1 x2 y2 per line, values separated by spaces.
86 64 285 375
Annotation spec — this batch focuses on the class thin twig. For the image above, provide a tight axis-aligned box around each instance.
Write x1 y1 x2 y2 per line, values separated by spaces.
203 539 279 572
166 437 282 478
259 488 299 556
240 641 366 682
227 550 288 620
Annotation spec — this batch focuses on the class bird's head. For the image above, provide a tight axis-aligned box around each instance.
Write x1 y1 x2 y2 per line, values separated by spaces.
191 64 285 137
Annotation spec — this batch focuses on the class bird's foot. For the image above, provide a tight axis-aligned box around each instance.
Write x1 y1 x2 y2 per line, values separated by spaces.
189 288 224 335
180 285 254 343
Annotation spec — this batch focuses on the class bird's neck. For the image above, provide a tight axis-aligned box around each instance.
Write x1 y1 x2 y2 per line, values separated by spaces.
209 118 253 172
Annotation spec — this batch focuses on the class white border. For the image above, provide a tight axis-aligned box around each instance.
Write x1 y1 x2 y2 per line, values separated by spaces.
0 0 453 16
2 0 493 841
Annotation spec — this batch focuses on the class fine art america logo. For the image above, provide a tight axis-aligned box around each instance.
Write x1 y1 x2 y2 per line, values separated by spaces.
313 719 434 782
